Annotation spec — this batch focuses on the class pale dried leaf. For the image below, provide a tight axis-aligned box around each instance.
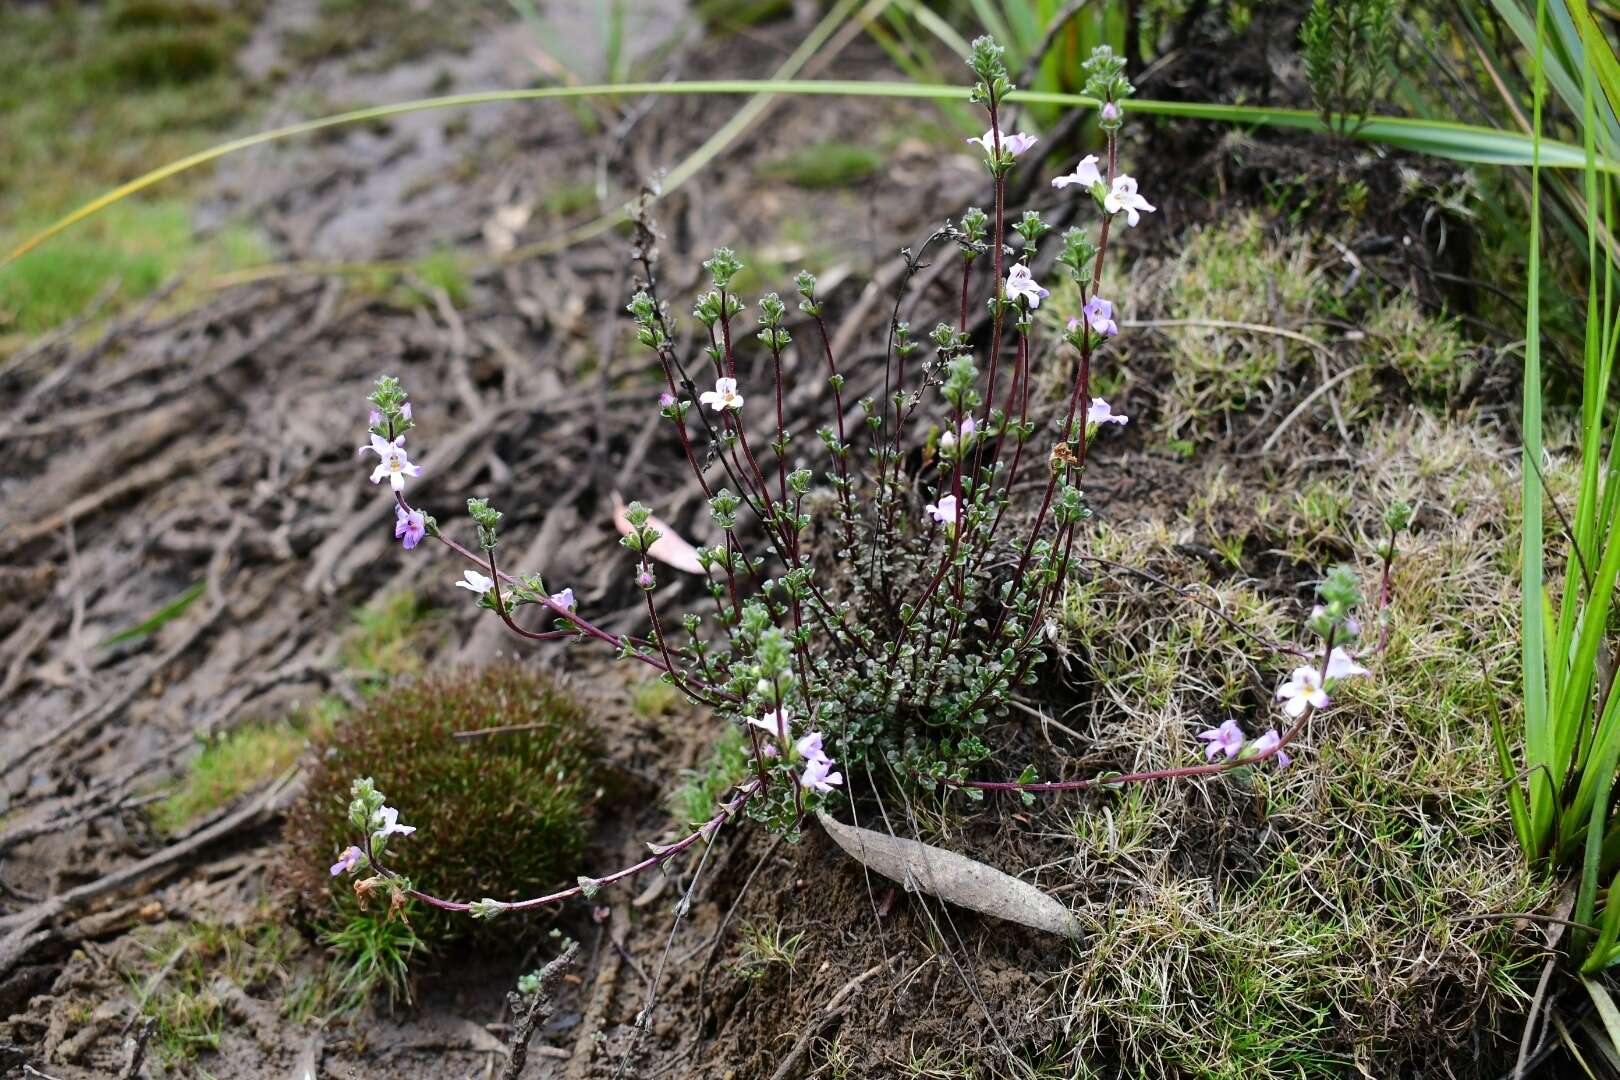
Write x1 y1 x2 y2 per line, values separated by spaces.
817 811 1080 939
612 493 706 574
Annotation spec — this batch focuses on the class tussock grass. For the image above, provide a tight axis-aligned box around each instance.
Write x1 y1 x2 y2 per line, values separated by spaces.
1041 413 1547 1078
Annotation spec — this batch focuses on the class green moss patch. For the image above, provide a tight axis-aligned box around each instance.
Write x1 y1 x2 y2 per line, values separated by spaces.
282 664 599 945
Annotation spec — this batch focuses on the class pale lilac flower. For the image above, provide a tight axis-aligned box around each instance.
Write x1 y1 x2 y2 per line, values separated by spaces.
924 494 961 527
373 805 415 838
456 569 494 594
369 408 382 426
549 587 576 611
329 845 363 876
1051 155 1102 190
358 433 422 492
967 129 1037 156
400 402 412 421
659 392 676 408
635 568 655 589
1083 296 1118 337
795 731 824 760
1197 718 1245 761
1005 264 1049 308
1100 102 1121 123
1325 646 1370 681
1087 398 1128 426
699 377 744 411
801 755 844 793
749 708 792 744
1249 729 1292 769
1276 666 1329 718
1103 175 1156 227
394 505 426 550
960 416 977 439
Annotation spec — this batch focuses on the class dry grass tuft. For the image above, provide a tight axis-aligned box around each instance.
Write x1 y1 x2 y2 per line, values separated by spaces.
1033 412 1547 1078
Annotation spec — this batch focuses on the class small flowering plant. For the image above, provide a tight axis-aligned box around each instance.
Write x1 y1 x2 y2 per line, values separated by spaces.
324 40 1401 924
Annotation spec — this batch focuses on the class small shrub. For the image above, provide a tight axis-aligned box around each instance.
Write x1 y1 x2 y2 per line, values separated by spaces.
282 664 598 944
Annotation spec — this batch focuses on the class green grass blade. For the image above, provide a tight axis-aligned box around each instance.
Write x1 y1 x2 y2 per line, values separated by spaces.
1525 0 1554 852
99 582 205 648
1487 673 1537 855
7 81 1615 267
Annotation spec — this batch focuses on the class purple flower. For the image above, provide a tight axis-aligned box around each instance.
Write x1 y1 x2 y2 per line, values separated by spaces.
394 505 426 550
358 433 422 493
795 730 843 793
801 755 844 794
1087 398 1128 426
329 845 363 876
795 731 824 760
1276 666 1329 718
1051 155 1102 190
549 587 576 611
369 408 382 426
1005 264 1049 308
1103 175 1156 227
924 494 961 528
635 567 656 589
1197 718 1244 761
1083 296 1118 337
400 402 412 421
967 128 1037 156
1249 729 1291 769
659 392 676 408
1100 102 1121 123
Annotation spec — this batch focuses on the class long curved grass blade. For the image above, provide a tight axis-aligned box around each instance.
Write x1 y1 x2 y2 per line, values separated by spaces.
7 80 1613 268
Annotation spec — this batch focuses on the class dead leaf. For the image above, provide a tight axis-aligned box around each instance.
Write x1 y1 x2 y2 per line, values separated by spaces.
817 810 1081 939
611 493 706 574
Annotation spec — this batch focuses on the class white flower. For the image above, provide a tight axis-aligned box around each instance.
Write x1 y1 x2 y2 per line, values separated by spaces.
1051 155 1102 190
1325 647 1370 681
372 805 416 839
358 433 422 492
1005 264 1049 308
1087 398 1128 426
699 377 745 411
924 495 961 527
456 570 494 594
967 129 1037 156
747 708 791 744
1103 175 1156 227
1275 666 1329 718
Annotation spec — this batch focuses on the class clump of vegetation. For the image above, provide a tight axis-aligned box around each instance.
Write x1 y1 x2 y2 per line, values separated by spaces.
757 140 883 189
670 726 751 828
1155 213 1322 439
282 664 599 943
1047 413 1547 1077
149 722 307 835
123 917 299 1067
318 898 424 1013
